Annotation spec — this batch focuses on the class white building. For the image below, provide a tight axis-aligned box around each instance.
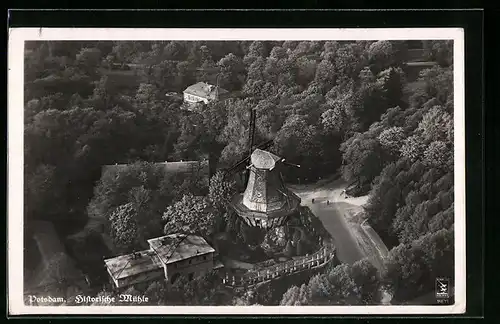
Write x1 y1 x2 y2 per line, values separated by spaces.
182 82 229 106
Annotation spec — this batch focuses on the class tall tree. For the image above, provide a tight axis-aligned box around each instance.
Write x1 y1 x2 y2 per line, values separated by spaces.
340 132 385 185
162 194 216 239
108 202 143 252
217 52 246 91
367 40 402 75
208 170 237 216
377 126 406 156
417 105 453 143
350 259 380 304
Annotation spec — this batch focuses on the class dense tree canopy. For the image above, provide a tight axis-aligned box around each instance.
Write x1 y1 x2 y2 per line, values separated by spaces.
86 161 205 252
208 170 237 217
24 39 454 305
280 259 381 306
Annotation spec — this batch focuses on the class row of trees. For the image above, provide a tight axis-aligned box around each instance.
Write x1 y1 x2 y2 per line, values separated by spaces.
280 259 380 305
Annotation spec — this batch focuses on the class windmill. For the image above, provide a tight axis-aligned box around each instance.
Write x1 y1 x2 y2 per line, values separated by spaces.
227 107 302 230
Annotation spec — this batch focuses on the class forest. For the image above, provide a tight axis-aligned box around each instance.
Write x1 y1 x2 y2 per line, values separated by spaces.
24 39 454 305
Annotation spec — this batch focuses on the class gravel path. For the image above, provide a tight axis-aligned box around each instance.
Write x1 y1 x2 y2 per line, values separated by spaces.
288 177 387 270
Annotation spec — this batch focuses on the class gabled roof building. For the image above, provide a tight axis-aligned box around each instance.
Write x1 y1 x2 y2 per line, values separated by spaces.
183 82 229 104
181 82 231 112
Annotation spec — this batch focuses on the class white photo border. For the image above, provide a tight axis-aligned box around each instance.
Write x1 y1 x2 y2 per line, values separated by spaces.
8 27 466 315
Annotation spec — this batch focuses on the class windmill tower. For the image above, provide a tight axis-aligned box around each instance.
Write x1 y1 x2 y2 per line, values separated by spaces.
228 108 301 230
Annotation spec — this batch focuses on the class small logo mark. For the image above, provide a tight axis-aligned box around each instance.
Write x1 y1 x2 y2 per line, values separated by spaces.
435 277 450 299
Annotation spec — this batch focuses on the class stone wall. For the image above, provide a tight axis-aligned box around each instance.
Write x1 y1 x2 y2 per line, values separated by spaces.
166 253 215 284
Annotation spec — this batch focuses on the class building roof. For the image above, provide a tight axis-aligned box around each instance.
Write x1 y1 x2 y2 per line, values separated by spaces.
407 48 427 62
406 61 438 67
160 160 209 174
101 160 210 183
183 82 229 100
147 233 215 265
104 250 163 281
251 149 282 170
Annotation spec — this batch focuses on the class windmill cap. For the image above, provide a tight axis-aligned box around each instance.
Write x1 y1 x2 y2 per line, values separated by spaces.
251 149 282 170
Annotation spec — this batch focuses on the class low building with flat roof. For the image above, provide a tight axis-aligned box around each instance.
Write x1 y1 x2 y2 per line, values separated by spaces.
104 233 222 288
104 250 164 289
148 233 220 284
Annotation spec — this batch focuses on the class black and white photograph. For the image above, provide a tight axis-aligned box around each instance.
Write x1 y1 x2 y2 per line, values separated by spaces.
8 28 465 315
